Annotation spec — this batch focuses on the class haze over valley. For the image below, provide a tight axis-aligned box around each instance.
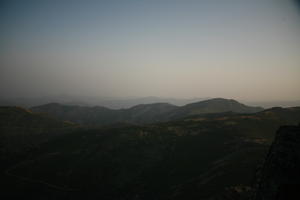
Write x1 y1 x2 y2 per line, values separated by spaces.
1 0 300 199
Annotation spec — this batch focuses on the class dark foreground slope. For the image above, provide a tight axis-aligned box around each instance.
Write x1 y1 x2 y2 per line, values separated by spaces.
0 106 77 159
0 106 78 199
31 98 263 126
253 124 300 200
1 106 299 199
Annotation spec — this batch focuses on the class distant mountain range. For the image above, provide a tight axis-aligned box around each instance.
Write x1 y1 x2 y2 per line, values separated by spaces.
0 96 208 109
31 98 263 126
2 95 300 109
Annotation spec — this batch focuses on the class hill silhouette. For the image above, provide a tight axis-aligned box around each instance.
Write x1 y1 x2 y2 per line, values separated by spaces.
31 98 263 126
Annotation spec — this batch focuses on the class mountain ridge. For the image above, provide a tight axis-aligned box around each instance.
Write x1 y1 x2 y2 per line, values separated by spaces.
31 98 264 126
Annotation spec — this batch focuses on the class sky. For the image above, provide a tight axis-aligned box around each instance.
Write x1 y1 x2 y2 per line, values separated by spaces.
1 0 300 101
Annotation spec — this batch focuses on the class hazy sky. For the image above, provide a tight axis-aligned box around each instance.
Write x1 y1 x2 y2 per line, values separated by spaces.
1 0 300 101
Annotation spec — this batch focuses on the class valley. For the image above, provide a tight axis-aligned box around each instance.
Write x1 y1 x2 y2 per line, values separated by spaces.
1 99 299 199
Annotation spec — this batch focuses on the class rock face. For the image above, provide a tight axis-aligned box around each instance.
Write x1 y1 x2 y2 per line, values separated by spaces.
253 125 300 200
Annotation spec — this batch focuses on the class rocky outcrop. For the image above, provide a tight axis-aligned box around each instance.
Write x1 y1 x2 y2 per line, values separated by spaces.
253 124 300 200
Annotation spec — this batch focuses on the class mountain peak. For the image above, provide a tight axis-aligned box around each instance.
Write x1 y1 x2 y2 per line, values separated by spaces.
168 98 263 119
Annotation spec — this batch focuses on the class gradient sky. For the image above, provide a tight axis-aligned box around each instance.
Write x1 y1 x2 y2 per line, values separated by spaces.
1 0 300 101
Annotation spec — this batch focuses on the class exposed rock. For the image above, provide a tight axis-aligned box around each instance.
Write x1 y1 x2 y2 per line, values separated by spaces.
253 124 300 200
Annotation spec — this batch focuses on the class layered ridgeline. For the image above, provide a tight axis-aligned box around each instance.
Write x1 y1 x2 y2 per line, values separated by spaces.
1 104 299 199
31 98 263 126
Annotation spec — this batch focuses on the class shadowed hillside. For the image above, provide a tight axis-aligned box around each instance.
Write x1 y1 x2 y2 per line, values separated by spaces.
1 105 299 199
0 106 77 159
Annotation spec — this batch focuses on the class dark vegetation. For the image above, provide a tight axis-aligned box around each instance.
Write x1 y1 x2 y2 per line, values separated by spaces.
0 99 299 199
